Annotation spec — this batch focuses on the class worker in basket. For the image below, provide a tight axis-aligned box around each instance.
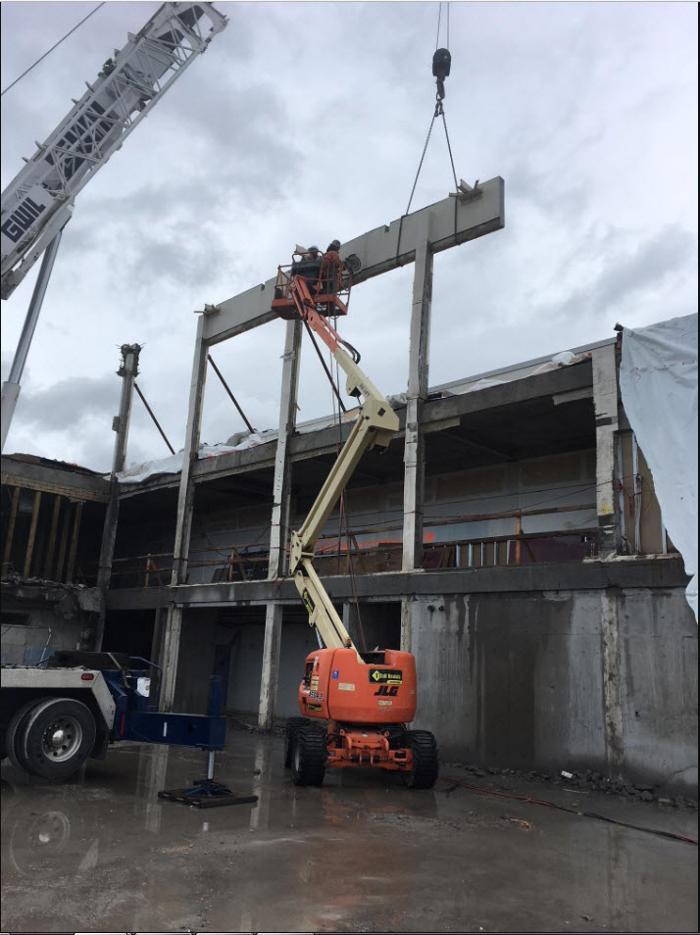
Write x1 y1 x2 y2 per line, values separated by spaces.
291 245 322 290
274 240 348 316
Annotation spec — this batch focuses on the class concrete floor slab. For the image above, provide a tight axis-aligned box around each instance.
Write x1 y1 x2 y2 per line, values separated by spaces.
1 730 697 933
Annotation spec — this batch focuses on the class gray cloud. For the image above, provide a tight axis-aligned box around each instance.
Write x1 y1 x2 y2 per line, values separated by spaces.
550 225 698 324
15 373 119 432
1 1 697 469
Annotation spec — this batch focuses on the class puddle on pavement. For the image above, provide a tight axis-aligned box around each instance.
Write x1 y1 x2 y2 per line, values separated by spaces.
2 730 697 933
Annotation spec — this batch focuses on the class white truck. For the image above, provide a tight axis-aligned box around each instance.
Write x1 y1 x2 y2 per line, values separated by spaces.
1 650 226 781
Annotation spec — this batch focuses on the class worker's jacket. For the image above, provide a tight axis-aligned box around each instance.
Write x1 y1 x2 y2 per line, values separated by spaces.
319 250 343 293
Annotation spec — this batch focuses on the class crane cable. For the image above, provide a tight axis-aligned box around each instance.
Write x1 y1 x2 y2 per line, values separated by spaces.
404 1 459 216
1 2 106 97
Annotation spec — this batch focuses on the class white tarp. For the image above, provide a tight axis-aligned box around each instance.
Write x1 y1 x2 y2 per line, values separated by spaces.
619 313 698 621
115 434 275 484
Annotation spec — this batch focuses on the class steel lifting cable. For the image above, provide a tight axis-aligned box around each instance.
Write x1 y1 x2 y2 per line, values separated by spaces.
1 2 106 96
303 320 347 414
405 1 458 215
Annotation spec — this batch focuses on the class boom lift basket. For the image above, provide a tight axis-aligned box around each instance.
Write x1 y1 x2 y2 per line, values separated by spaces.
272 251 351 319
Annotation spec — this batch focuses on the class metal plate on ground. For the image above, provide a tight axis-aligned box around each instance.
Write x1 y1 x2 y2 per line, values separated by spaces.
158 787 258 809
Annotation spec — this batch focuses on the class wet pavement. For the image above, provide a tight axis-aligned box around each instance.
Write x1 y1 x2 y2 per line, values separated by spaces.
1 728 697 933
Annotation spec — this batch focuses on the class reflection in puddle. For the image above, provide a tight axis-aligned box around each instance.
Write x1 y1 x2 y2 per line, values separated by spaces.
1 733 697 934
7 808 72 876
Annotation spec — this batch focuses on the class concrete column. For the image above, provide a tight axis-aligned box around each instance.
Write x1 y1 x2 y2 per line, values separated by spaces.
268 319 302 577
23 490 42 577
592 344 621 558
159 604 183 713
2 486 20 572
401 232 433 654
402 235 433 571
258 319 302 729
95 343 141 650
258 603 284 730
159 313 209 710
601 590 624 777
170 315 209 586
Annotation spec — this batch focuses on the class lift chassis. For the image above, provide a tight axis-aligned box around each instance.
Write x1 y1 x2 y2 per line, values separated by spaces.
273 259 439 789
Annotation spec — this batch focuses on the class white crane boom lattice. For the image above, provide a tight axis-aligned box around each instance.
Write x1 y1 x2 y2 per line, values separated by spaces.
1 2 227 299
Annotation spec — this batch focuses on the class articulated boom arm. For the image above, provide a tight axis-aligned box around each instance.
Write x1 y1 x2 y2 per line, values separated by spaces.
286 275 400 651
1 2 227 299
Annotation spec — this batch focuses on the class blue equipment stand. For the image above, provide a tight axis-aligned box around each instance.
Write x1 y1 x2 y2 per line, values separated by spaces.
156 677 258 809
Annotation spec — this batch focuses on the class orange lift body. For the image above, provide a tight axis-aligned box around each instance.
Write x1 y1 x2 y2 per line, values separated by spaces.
299 648 418 771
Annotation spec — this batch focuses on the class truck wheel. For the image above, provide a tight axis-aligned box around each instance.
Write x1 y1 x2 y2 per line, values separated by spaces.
5 700 42 772
21 698 96 781
404 730 439 789
284 716 309 769
292 724 327 787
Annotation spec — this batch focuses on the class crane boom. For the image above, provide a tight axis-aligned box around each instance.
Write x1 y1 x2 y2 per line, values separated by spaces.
284 275 400 652
0 2 227 299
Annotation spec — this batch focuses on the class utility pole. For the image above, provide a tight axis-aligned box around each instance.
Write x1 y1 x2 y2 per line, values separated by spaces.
94 343 141 650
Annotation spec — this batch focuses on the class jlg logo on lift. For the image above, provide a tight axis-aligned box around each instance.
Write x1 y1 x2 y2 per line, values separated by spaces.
368 668 402 685
374 684 399 697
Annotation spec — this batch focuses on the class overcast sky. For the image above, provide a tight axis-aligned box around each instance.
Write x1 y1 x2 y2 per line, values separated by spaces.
1 0 697 472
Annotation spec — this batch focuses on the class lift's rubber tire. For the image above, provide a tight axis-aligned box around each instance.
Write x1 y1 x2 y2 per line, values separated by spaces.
21 698 96 781
291 723 327 787
284 716 309 769
404 730 439 789
5 700 42 773
385 725 408 750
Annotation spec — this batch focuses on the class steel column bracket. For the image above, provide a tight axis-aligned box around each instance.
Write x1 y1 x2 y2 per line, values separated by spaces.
451 179 483 203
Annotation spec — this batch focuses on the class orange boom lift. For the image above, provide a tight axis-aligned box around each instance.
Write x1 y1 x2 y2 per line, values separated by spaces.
272 248 439 788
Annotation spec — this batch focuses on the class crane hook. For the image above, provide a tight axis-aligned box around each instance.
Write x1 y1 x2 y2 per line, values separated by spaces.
432 47 451 102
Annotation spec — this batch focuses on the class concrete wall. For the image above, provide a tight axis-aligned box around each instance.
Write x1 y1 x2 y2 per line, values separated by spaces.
408 586 697 795
172 608 219 713
1 608 85 665
226 620 264 713
345 601 402 651
275 620 319 719
172 610 320 720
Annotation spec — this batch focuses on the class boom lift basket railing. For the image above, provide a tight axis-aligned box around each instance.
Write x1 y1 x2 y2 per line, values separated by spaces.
272 252 352 319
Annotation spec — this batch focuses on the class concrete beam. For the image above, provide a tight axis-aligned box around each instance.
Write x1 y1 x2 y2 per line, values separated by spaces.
1 455 110 502
203 179 504 344
105 557 690 611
